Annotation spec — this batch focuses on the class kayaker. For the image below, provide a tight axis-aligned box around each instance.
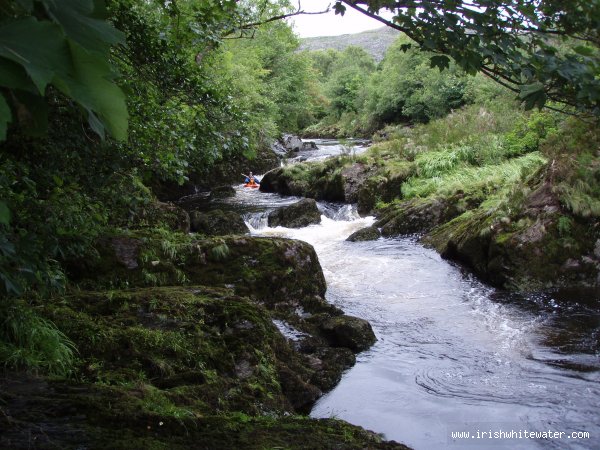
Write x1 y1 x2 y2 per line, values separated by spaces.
243 172 260 185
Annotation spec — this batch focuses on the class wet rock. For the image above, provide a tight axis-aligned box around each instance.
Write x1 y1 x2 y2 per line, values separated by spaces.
318 315 377 352
376 197 469 236
190 209 248 235
209 185 236 199
347 226 381 242
302 141 318 150
283 134 304 152
268 199 321 228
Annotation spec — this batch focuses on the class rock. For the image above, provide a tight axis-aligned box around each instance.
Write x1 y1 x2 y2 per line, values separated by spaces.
376 196 472 236
0 374 409 449
209 185 236 199
189 209 248 235
268 199 322 228
283 134 304 152
302 141 318 150
594 239 600 260
135 201 190 233
318 315 377 352
347 226 380 242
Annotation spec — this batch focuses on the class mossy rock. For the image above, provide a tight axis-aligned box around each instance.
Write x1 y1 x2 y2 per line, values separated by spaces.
189 209 249 235
0 375 410 450
347 226 381 242
375 195 474 237
41 286 369 414
268 199 322 228
260 159 350 202
423 207 600 291
67 233 328 309
318 315 377 352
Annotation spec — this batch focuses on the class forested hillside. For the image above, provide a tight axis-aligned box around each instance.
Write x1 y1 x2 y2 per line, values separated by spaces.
1 1 599 448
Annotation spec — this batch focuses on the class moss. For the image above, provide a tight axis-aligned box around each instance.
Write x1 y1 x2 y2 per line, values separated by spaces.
0 375 410 449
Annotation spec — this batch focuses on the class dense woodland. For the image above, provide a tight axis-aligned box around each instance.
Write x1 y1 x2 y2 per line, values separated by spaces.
0 0 599 448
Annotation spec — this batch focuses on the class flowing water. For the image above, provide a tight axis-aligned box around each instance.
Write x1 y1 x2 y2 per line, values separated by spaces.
209 141 600 449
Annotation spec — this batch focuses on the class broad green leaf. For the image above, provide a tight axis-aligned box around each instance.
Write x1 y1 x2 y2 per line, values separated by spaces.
0 93 11 140
519 82 544 99
0 201 11 225
573 46 594 57
86 110 106 140
45 0 125 54
0 57 38 92
430 55 450 71
0 17 71 94
54 42 128 141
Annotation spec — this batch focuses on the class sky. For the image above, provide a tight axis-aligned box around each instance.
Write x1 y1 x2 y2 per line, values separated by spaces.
287 0 393 38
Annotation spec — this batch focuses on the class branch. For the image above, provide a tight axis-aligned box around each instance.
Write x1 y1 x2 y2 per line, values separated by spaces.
222 3 331 38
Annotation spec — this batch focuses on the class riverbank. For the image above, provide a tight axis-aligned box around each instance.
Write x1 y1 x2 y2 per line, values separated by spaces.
1 211 408 448
260 105 600 293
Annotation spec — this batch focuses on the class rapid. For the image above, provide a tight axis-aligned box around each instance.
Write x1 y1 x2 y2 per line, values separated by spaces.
215 140 600 449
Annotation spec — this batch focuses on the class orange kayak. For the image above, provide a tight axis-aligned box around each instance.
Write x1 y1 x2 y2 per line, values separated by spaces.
244 182 259 188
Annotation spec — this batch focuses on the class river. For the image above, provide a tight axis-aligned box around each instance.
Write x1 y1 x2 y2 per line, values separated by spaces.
215 140 600 449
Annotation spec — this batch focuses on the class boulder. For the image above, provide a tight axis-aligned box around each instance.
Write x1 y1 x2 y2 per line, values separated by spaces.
268 199 322 228
302 141 318 150
347 226 381 242
376 195 474 237
283 135 304 152
318 315 377 352
189 209 248 235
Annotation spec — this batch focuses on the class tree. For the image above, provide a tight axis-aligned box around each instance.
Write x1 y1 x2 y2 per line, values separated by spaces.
0 0 128 141
334 0 600 116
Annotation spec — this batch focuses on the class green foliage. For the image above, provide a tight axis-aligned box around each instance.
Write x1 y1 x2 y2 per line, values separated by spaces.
361 37 468 128
557 216 573 237
403 152 547 199
0 300 76 375
334 0 600 115
0 0 128 141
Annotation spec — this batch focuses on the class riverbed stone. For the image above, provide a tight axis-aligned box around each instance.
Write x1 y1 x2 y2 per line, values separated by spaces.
318 315 377 352
268 198 321 228
347 226 381 242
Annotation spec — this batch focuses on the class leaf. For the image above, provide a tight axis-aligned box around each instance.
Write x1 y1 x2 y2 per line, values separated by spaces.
0 17 71 94
430 55 450 71
0 201 11 225
333 2 346 15
54 41 128 140
519 82 544 99
44 0 125 54
573 46 594 57
86 110 105 140
0 93 12 141
0 57 38 92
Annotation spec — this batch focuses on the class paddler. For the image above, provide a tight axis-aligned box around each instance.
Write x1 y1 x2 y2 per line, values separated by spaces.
242 172 260 185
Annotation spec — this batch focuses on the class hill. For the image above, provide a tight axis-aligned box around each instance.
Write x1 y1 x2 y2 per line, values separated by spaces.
298 27 400 62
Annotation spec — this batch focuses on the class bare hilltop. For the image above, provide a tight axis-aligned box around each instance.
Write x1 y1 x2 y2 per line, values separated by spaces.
298 26 400 62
